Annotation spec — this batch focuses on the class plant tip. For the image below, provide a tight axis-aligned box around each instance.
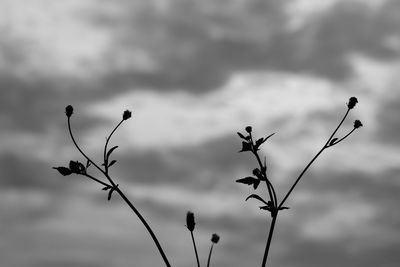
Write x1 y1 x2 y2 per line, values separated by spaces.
123 110 132 120
347 97 358 109
245 126 252 133
186 211 196 231
65 105 73 117
354 119 363 129
211 233 220 244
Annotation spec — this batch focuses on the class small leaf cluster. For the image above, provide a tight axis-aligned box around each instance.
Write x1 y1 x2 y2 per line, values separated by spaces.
53 105 132 201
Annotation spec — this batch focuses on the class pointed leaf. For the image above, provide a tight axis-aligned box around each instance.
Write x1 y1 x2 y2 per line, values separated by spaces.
106 146 119 159
259 206 272 211
264 133 275 142
239 141 252 152
236 176 258 186
102 186 110 191
107 188 115 201
253 179 260 190
53 167 72 176
86 159 91 168
278 206 290 210
237 132 246 139
245 194 268 205
108 160 117 168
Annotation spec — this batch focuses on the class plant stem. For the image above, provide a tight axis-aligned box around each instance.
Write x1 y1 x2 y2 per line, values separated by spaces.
103 119 124 174
190 231 201 267
115 187 172 267
68 117 172 267
261 213 278 267
206 244 214 267
278 108 350 209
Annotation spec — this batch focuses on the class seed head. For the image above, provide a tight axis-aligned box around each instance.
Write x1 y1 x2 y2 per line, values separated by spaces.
65 105 73 117
347 97 358 109
123 110 132 120
354 120 363 129
186 211 196 232
211 233 220 244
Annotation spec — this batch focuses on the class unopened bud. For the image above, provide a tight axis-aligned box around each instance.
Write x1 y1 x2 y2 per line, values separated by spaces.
65 105 73 117
186 211 196 232
211 233 220 244
123 110 132 120
354 120 363 129
347 97 358 109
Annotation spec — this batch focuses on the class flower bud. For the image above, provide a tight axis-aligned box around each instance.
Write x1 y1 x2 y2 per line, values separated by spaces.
347 97 358 109
186 211 196 232
65 105 73 117
123 110 132 120
245 126 252 133
211 233 220 244
354 120 363 129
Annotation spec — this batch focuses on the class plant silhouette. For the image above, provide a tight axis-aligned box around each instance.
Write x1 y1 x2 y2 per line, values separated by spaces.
54 97 362 267
54 105 220 267
236 96 362 266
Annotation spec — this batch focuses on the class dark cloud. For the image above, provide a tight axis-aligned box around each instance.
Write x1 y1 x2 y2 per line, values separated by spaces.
86 0 400 92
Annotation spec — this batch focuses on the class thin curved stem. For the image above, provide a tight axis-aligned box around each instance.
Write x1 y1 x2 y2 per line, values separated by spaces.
68 117 171 267
206 244 214 267
250 134 277 208
67 117 107 177
278 108 350 209
329 128 356 147
115 187 172 267
253 150 277 208
190 231 201 267
103 119 124 174
83 173 110 187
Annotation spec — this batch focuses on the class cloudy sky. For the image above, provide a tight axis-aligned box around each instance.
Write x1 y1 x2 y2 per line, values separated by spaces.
1 0 400 266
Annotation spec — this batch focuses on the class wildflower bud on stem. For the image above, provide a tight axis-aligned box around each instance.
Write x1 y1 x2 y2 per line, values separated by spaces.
123 110 132 120
354 120 363 129
347 97 358 109
211 233 220 244
65 105 73 117
186 211 196 232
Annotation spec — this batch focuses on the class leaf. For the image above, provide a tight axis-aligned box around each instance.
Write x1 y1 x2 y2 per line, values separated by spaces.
245 194 268 205
107 184 119 201
237 132 246 139
254 138 264 149
236 177 260 189
278 206 290 210
253 179 261 190
239 141 252 152
86 159 91 168
107 187 115 201
106 146 119 159
108 160 117 167
53 167 72 176
69 161 85 174
259 206 272 211
252 168 263 179
102 186 110 191
329 138 338 146
264 133 275 141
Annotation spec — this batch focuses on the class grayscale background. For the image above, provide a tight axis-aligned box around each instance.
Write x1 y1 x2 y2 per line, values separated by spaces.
1 1 399 266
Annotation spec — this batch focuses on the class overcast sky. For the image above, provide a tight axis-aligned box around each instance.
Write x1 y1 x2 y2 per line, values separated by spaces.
1 0 400 267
